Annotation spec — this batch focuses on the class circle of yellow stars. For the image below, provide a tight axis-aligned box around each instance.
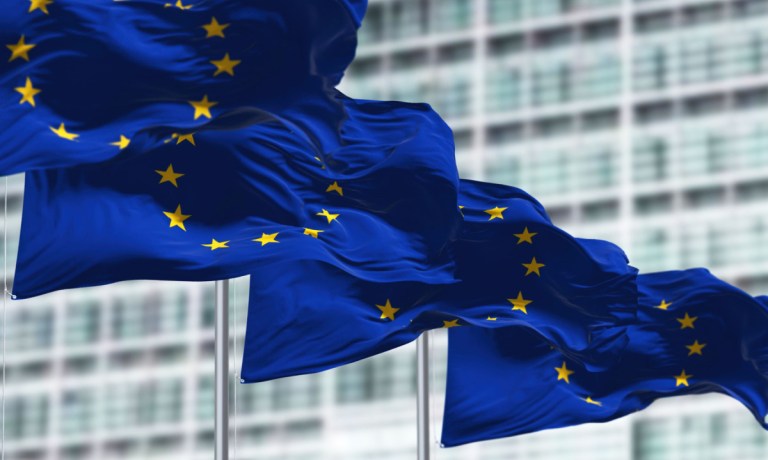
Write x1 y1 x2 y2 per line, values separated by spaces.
6 3 350 257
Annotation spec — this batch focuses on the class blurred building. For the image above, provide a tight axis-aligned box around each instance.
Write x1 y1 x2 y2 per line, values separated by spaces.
3 0 768 459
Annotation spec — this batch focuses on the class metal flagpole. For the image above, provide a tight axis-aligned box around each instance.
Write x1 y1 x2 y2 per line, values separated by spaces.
215 280 230 460
416 331 430 460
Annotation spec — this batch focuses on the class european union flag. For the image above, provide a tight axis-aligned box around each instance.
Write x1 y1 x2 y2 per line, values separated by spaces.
13 92 460 298
442 269 768 447
7 0 464 298
241 180 637 382
1 0 366 174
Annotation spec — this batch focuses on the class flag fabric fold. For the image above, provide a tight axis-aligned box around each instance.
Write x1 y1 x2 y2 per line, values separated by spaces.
1 0 366 174
441 268 768 447
13 91 460 298
240 179 638 383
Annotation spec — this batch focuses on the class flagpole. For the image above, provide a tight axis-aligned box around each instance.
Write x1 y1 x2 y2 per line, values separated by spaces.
215 280 230 460
416 331 430 460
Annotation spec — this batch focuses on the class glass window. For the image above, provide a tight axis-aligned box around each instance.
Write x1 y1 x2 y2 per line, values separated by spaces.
680 39 722 83
488 0 524 24
285 419 323 441
65 299 100 345
582 109 618 131
389 0 425 40
575 146 617 191
682 4 724 26
201 285 215 328
357 3 383 45
105 379 183 429
635 12 674 34
196 375 214 421
684 187 725 209
534 27 573 50
634 45 669 91
238 379 274 415
336 360 373 404
632 227 670 272
7 307 54 352
581 200 619 222
532 62 572 106
274 374 320 410
528 150 570 196
6 394 48 440
528 0 568 18
582 20 619 42
60 389 94 434
486 67 522 113
431 0 472 33
434 75 472 119
577 54 620 100
635 194 673 216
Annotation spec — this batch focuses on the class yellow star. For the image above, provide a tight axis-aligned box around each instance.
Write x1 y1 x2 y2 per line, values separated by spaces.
15 77 41 107
313 156 326 169
376 299 399 321
210 53 241 77
110 135 130 150
442 319 460 328
163 205 191 231
655 299 672 310
507 291 532 314
202 239 229 251
583 396 602 407
303 228 324 238
49 123 79 141
7 36 36 62
486 316 497 321
522 257 545 277
165 0 192 9
686 340 706 356
326 181 343 196
202 17 229 38
29 0 53 14
189 95 217 120
155 164 185 188
514 227 537 244
458 205 465 217
674 370 692 387
316 209 339 223
171 132 196 145
677 312 697 329
484 206 507 221
253 232 279 246
554 362 574 383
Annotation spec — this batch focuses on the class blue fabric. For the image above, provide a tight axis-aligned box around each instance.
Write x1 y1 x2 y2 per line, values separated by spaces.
442 268 768 447
13 91 459 298
240 179 637 382
1 0 366 174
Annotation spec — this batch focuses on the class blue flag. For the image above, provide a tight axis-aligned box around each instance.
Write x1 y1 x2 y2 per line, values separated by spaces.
240 180 637 382
441 268 768 447
13 91 460 298
1 0 366 174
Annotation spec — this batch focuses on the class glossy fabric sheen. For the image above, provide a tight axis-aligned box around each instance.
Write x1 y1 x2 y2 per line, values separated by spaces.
0 0 367 174
240 179 638 383
442 269 768 446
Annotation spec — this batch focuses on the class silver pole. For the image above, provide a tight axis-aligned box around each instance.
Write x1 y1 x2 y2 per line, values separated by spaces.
215 280 230 460
416 331 430 460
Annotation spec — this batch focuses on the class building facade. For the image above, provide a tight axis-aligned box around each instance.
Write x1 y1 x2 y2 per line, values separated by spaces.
3 0 768 458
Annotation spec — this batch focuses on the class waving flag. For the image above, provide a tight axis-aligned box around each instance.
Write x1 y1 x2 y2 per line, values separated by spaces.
13 92 459 298
240 180 637 382
8 0 465 298
0 0 366 174
441 269 768 446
